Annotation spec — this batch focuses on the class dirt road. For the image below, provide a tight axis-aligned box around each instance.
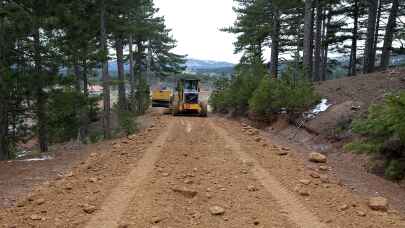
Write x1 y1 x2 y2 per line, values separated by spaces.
0 111 404 227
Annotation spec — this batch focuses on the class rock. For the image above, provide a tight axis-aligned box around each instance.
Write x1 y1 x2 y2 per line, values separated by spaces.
309 152 327 163
30 215 42 221
276 150 289 156
356 210 366 217
118 224 129 228
339 204 349 211
172 187 198 198
247 185 258 192
184 179 193 184
368 197 388 211
319 166 329 171
83 205 97 214
36 198 46 205
209 206 225 215
162 173 170 177
65 184 73 190
16 201 26 208
65 172 74 177
320 175 329 183
127 135 136 140
88 178 97 183
299 179 311 185
151 216 163 224
298 188 310 196
253 220 260 226
254 137 262 142
310 172 320 179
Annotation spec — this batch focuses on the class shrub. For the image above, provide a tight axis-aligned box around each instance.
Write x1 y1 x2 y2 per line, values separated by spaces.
47 88 100 144
129 75 150 115
209 78 230 113
249 66 320 120
48 89 86 143
209 63 266 115
345 92 405 180
117 110 138 136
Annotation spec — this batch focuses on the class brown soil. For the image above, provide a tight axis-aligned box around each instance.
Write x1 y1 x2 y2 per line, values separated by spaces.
307 69 405 136
1 109 404 227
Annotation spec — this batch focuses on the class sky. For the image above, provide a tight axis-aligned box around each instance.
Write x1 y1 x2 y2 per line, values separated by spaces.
154 0 241 63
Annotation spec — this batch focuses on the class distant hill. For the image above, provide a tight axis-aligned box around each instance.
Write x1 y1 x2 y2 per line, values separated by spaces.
185 59 235 75
106 58 235 76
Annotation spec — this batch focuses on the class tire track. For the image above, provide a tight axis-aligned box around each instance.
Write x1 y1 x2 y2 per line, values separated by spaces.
210 120 326 228
84 121 174 228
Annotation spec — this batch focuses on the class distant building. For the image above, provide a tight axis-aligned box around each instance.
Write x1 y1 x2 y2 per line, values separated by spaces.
88 85 103 96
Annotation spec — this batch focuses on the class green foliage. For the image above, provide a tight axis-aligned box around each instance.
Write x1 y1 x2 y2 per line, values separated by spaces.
129 75 151 115
210 64 319 119
47 88 100 143
249 66 320 119
209 78 231 113
209 63 267 114
48 89 84 143
345 92 405 180
117 110 138 136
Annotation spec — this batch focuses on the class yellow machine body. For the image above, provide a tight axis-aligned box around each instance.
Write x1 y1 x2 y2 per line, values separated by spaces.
151 86 172 108
171 79 207 117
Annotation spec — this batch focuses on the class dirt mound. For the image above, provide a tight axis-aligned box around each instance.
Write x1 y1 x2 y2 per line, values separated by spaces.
306 69 405 137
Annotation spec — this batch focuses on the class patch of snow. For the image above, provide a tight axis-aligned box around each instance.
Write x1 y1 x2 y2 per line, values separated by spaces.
304 99 332 119
20 155 54 162
312 99 331 115
16 150 30 158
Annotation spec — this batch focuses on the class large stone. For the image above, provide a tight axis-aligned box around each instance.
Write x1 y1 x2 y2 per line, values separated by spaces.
276 150 289 156
209 206 225 215
36 198 46 206
309 152 327 163
368 197 388 211
30 215 42 221
83 205 97 214
299 179 311 185
172 187 198 198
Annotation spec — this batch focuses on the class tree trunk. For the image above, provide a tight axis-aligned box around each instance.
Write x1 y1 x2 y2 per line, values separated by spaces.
349 0 359 76
34 27 49 153
313 0 322 81
79 59 89 141
321 8 331 81
73 58 81 91
73 57 84 142
0 15 8 160
364 0 378 73
270 8 280 79
372 0 382 66
116 36 126 111
129 35 135 99
0 67 8 160
303 0 314 79
100 0 111 139
381 0 400 69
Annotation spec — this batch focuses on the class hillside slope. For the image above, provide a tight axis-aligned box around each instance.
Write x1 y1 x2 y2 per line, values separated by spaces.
305 68 405 137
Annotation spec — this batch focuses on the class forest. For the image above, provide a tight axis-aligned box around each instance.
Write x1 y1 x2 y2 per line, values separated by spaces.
211 0 405 179
0 0 186 159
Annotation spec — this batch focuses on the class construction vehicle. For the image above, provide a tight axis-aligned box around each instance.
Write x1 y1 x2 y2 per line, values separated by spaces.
170 79 208 117
151 84 172 108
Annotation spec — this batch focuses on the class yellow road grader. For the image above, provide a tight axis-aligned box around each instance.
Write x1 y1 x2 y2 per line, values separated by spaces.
170 79 208 117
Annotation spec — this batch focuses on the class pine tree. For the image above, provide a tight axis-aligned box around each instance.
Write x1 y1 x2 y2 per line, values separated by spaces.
381 0 400 69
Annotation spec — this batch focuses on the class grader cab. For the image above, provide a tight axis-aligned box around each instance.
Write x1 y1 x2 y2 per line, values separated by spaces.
170 79 207 117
